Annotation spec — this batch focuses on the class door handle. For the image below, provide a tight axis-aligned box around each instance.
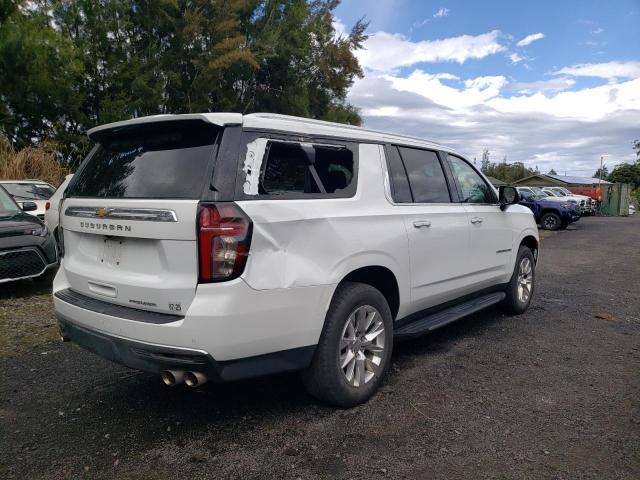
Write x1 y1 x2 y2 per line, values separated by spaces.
470 217 483 224
413 220 431 228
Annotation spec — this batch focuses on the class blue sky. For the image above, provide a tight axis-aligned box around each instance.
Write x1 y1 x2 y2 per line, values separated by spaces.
334 0 640 175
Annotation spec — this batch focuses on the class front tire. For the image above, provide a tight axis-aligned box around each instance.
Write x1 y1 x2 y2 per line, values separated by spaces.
540 212 561 230
302 282 393 408
503 246 535 314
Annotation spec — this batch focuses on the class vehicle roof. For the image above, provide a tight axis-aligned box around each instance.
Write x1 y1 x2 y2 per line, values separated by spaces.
0 180 53 185
87 112 462 157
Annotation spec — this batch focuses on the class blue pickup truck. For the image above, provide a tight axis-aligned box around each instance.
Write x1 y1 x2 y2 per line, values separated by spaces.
517 190 580 230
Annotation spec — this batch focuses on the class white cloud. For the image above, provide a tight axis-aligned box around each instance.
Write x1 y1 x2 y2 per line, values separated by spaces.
347 67 640 173
434 7 450 18
509 52 524 64
516 32 545 47
555 61 640 80
591 27 604 34
356 30 506 72
509 78 575 94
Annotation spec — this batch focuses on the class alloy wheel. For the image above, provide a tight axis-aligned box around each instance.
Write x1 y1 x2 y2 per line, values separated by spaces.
517 257 533 303
339 305 386 387
544 216 558 229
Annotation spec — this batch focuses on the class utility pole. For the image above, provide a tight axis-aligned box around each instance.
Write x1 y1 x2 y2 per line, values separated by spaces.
599 155 603 185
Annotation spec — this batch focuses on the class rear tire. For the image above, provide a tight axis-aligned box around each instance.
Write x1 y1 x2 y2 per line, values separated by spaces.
503 246 535 314
540 212 561 230
302 282 393 408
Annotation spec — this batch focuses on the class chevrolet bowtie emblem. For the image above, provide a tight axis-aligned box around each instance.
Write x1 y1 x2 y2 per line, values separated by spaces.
95 207 109 218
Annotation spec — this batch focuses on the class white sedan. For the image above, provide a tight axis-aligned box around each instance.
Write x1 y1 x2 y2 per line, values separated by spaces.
44 174 74 242
0 180 55 221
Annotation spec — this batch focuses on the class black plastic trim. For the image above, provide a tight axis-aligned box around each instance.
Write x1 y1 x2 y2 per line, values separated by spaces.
395 283 508 330
55 288 183 324
56 315 316 381
395 291 506 338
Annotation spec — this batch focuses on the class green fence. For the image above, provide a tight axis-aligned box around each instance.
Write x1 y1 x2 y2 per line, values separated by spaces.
599 183 631 216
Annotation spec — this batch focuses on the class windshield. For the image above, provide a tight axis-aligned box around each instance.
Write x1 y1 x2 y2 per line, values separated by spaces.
0 186 21 215
552 189 567 196
2 182 55 200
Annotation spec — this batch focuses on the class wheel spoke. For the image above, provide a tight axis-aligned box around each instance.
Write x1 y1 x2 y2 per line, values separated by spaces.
365 357 378 372
363 342 384 353
346 317 356 338
364 322 384 342
341 349 355 369
356 357 366 386
345 356 356 382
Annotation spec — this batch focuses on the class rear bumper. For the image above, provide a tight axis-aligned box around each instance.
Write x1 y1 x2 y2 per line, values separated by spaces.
57 314 314 381
53 266 333 379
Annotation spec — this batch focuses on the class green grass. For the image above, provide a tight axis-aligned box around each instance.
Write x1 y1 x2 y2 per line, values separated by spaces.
0 283 59 358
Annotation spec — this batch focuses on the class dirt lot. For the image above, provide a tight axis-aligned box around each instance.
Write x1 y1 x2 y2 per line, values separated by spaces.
1 216 639 479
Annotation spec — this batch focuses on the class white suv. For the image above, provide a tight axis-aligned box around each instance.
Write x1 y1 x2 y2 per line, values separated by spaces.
53 113 539 407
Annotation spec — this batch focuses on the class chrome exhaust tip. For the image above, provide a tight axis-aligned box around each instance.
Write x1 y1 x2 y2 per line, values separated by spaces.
184 371 208 388
161 370 185 386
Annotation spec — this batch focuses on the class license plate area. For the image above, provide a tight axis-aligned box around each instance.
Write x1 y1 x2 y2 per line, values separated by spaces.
101 237 123 266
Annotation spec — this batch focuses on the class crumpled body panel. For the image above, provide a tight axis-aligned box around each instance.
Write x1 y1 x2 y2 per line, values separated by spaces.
237 143 410 302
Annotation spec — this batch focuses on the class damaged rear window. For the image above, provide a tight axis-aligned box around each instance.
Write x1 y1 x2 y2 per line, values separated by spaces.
242 139 355 198
68 121 219 199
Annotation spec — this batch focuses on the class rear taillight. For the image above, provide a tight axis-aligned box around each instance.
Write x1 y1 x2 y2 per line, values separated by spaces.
197 203 252 282
45 201 51 211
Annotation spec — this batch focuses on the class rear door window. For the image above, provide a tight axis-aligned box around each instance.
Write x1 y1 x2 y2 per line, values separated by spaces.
68 121 219 199
397 147 451 203
384 146 412 203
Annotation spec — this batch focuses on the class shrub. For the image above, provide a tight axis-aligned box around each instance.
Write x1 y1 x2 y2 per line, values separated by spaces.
0 134 69 187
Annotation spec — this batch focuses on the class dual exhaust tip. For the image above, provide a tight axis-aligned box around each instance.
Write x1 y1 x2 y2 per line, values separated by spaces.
161 370 208 388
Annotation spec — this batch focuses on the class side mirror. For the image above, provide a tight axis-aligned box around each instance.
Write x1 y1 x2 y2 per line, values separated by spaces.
21 201 38 212
498 186 519 211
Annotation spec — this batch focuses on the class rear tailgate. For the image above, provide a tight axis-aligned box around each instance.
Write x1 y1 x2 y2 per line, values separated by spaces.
61 198 199 315
60 120 221 316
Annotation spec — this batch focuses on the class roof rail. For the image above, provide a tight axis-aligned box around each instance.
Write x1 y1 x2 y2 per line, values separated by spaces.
246 113 442 146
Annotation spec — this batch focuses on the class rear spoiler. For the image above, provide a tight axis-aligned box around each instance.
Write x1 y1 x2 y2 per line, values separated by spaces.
87 113 243 141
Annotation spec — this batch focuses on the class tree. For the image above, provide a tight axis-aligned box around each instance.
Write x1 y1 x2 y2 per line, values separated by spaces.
480 149 490 172
0 0 368 164
594 164 609 179
0 2 84 155
483 160 535 183
608 162 640 205
634 139 640 162
548 168 557 175
608 163 640 187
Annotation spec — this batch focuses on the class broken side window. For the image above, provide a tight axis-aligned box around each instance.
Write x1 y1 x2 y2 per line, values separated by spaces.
242 139 355 198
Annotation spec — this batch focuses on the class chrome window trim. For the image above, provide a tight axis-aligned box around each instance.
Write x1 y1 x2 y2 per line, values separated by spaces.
64 207 178 222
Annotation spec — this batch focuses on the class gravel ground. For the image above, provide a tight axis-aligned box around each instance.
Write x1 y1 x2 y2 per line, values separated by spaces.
1 216 639 479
